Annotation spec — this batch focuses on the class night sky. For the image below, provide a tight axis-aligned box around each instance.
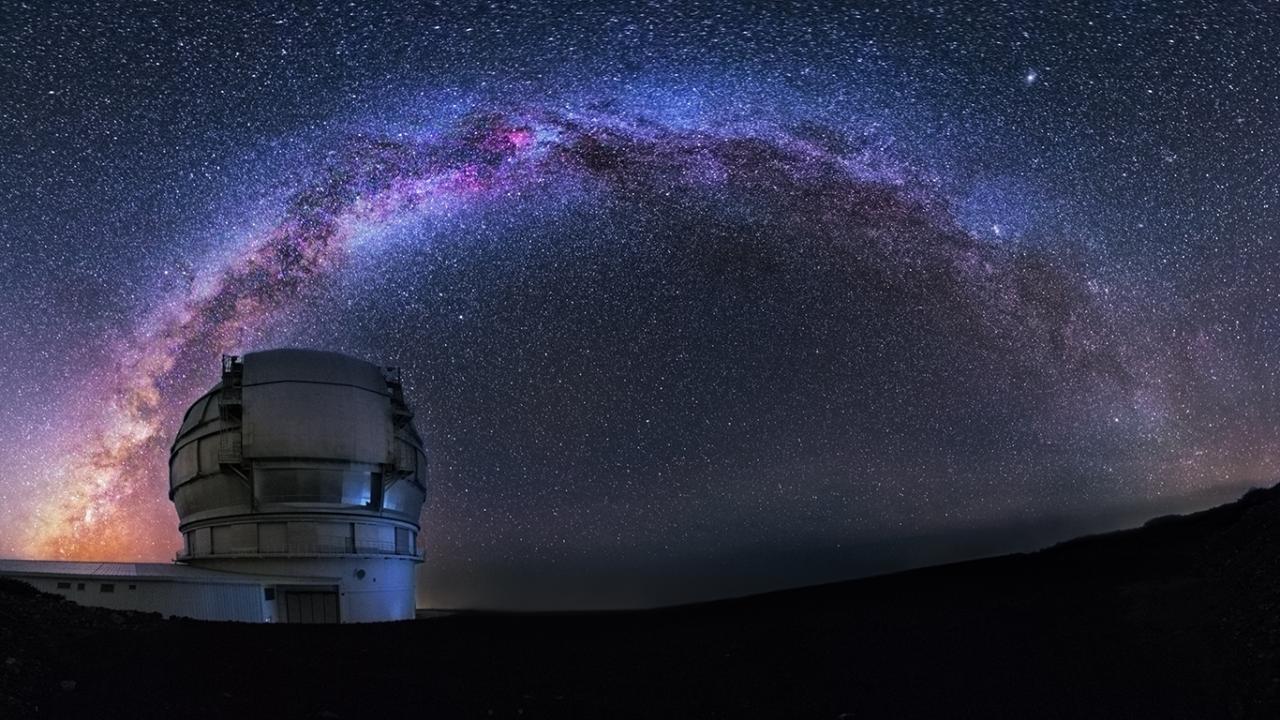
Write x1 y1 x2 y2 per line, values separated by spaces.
1 1 1278 609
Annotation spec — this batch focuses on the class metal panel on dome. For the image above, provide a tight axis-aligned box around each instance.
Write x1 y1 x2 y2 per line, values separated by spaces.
241 349 388 392
197 436 220 474
170 443 199 483
172 474 251 518
212 524 257 554
259 523 288 553
201 394 221 422
241 382 390 463
177 394 213 435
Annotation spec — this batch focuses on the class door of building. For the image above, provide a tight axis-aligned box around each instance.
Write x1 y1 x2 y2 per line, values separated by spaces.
282 589 340 623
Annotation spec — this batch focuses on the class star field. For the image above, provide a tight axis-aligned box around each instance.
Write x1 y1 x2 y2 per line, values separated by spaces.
1 1 1278 608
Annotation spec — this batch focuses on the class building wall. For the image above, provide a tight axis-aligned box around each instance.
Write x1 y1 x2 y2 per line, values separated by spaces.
9 575 269 622
191 556 416 622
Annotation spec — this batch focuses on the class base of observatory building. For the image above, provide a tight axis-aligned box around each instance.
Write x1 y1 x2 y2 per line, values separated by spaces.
0 558 413 623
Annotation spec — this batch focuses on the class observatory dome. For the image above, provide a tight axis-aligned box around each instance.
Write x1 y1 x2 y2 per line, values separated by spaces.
169 349 427 622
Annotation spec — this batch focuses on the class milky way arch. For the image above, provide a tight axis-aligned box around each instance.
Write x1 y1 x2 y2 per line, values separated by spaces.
26 101 1196 560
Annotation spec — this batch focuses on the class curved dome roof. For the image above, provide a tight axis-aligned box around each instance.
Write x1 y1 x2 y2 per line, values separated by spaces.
241 348 390 393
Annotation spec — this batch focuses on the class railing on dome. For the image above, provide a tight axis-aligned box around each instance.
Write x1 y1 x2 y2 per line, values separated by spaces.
256 538 402 555
381 365 402 385
384 365 414 430
176 540 424 562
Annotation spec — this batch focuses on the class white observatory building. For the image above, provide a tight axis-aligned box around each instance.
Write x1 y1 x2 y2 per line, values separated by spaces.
0 349 428 623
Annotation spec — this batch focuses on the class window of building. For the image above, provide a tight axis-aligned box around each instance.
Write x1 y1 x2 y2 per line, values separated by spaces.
100 583 115 593
56 581 70 589
76 582 85 591
264 588 275 601
128 584 137 590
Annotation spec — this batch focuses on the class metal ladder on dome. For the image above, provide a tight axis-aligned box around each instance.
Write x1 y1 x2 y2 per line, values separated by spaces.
217 355 253 498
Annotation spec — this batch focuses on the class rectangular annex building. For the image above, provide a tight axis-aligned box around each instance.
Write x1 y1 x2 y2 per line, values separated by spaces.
0 559 342 623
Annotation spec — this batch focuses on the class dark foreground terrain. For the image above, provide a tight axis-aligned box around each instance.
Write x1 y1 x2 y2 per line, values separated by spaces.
5 485 1280 719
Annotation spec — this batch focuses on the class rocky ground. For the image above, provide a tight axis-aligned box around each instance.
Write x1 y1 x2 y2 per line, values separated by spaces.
5 484 1280 718
0 577 163 717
